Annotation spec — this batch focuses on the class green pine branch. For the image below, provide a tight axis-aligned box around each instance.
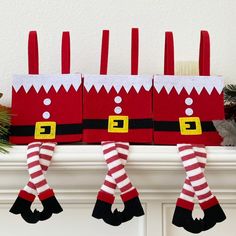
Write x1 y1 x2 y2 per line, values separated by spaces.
224 84 236 104
0 139 11 153
0 108 11 153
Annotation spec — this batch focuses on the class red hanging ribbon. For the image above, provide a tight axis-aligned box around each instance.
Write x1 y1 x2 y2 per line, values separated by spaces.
164 31 174 75
131 28 139 75
28 31 39 74
100 30 109 75
199 30 210 76
61 31 70 74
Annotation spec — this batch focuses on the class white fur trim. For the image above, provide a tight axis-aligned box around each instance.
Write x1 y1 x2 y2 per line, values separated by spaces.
83 74 152 93
13 74 82 93
154 75 224 95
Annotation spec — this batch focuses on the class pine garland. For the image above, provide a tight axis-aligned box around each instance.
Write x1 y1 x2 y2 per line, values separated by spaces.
224 84 236 105
0 95 11 153
213 85 236 146
224 85 236 121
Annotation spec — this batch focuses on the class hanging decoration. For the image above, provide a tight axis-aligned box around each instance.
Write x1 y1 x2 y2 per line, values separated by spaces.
83 29 151 225
9 31 82 223
153 31 226 233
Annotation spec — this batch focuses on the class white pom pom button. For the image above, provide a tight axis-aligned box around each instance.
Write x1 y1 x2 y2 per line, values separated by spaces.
114 106 122 114
42 111 50 119
114 96 122 104
43 98 51 106
185 108 193 116
185 97 193 105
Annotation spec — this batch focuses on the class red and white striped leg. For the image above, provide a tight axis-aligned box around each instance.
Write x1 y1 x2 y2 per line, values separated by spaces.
102 141 144 223
172 144 207 233
92 142 129 226
23 142 55 197
10 142 42 223
36 143 63 221
173 144 226 233
10 142 62 223
97 142 130 203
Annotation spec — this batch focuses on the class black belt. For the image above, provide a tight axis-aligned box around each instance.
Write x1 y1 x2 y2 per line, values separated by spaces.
10 123 82 136
83 119 153 129
154 121 216 132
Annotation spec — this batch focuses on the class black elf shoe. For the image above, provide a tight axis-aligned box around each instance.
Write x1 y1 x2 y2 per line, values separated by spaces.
119 197 144 223
9 196 40 224
39 196 63 221
92 199 122 226
202 204 226 231
172 206 203 234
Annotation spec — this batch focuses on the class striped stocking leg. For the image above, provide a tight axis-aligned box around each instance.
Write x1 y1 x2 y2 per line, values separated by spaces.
92 142 129 226
175 144 226 233
10 142 62 223
102 141 144 223
35 143 63 221
23 142 55 197
172 145 208 233
10 142 42 223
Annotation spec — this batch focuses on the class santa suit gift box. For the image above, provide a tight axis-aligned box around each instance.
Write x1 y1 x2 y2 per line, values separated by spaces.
153 31 224 145
154 31 226 234
83 29 153 143
85 29 150 226
9 31 82 223
10 32 82 144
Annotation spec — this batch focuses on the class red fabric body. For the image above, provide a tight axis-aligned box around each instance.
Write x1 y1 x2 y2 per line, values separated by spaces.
10 85 82 144
83 86 152 143
153 87 224 145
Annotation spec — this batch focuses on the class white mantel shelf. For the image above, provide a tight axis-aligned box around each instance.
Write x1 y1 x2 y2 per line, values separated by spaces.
0 145 236 204
0 145 236 170
1 145 236 236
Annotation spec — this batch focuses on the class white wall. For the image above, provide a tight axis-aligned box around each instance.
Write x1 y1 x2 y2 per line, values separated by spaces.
0 0 235 106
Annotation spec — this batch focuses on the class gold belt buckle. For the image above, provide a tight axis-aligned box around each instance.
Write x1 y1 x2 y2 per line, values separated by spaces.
34 121 56 139
108 116 129 133
179 117 202 135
